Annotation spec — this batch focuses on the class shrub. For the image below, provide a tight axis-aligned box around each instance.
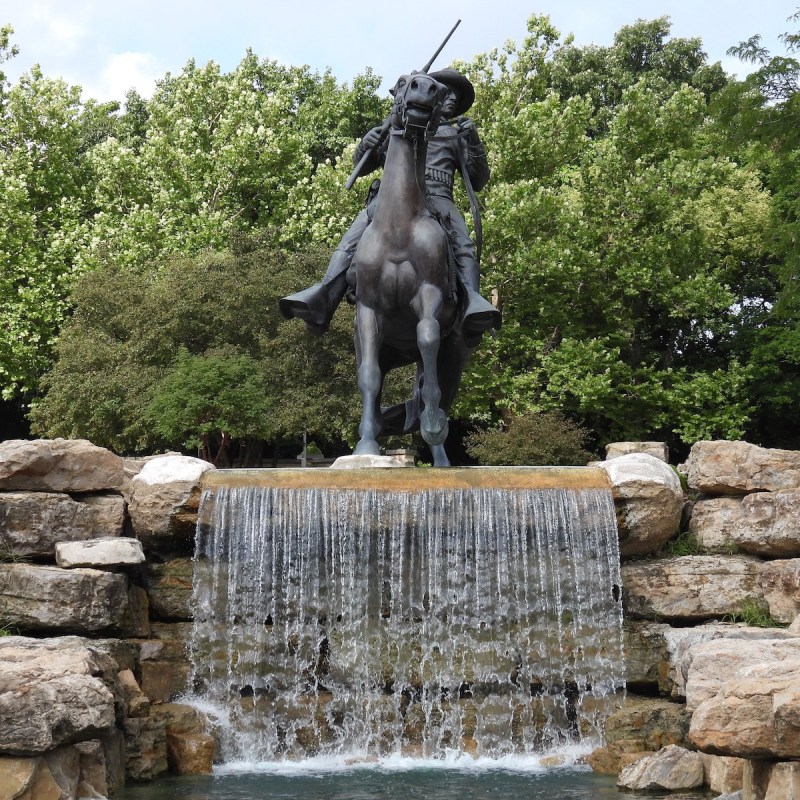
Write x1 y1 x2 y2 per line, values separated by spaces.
464 411 594 466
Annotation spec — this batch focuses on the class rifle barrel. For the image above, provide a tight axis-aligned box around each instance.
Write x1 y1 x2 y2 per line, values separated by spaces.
421 19 461 74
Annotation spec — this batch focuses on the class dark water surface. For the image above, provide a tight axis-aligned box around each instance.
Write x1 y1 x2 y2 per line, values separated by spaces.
117 764 706 800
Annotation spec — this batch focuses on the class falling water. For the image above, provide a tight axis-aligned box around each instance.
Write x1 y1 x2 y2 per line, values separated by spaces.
189 481 624 763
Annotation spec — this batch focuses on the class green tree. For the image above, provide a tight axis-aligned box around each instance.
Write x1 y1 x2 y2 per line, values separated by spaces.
451 15 769 450
1 47 383 409
716 9 800 446
29 237 360 456
0 64 117 401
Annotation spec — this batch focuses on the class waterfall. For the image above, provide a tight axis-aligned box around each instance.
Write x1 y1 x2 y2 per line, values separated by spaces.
189 481 624 762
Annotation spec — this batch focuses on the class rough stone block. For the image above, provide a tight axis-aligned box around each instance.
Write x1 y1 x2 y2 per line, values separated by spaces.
666 625 795 701
136 635 191 702
700 753 745 795
690 654 800 758
0 438 126 493
0 563 139 634
123 715 168 781
690 493 800 558
622 556 764 622
0 492 125 559
761 559 800 624
745 760 800 800
597 453 684 557
681 440 800 495
166 732 214 775
605 442 669 462
74 739 109 799
684 637 800 711
0 637 118 754
617 745 704 792
623 620 670 693
55 537 145 569
146 558 194 620
128 455 214 555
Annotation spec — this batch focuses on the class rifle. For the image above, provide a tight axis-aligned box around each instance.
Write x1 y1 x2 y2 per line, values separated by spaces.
344 19 461 190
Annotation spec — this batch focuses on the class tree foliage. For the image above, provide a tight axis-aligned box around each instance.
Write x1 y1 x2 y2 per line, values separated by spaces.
713 9 800 446
453 15 770 450
0 46 382 404
29 237 360 455
6 12 800 455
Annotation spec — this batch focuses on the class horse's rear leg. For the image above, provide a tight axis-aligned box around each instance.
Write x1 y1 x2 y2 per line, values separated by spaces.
412 285 449 466
353 303 383 456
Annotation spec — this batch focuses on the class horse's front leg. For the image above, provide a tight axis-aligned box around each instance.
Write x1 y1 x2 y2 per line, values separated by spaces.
412 284 450 465
353 303 384 456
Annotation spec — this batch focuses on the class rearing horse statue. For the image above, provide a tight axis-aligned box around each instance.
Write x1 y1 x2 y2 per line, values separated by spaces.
351 73 474 467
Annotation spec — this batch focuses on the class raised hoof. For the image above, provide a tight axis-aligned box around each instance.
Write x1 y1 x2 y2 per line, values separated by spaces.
353 439 381 457
421 408 448 447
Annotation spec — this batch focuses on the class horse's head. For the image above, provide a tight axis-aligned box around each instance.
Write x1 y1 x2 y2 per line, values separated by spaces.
389 72 447 140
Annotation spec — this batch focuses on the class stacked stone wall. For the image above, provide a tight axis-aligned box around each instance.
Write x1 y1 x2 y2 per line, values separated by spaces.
3 437 800 799
0 440 215 799
597 440 800 800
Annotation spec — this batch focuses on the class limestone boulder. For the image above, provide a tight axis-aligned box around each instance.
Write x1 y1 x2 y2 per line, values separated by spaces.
681 440 800 495
690 492 800 558
622 621 789 698
0 492 125 559
605 442 669 462
0 438 125 493
123 715 168 781
623 620 670 693
683 637 800 711
690 652 800 758
617 745 704 792
0 747 83 800
55 537 145 569
664 624 796 701
622 555 764 622
118 669 150 718
700 753 745 796
134 623 193 702
0 637 118 754
166 733 214 775
596 453 684 557
152 703 215 775
761 559 800 624
146 557 194 620
128 455 214 554
74 740 110 799
587 695 691 774
745 760 800 800
0 563 149 636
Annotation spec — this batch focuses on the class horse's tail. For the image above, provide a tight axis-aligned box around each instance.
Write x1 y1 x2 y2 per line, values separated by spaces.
380 369 423 435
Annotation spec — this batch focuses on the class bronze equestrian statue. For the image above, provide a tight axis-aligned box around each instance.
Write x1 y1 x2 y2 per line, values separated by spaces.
280 67 499 466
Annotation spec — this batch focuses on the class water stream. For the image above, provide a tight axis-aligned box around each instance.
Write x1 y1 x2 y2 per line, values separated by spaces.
188 482 624 764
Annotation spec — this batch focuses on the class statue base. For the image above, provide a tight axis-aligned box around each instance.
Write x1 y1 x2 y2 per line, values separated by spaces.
330 454 407 469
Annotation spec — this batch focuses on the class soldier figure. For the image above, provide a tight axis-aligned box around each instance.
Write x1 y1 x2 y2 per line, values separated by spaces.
279 68 500 338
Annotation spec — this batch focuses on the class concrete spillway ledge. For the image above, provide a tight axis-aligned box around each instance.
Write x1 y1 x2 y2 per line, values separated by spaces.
200 466 611 492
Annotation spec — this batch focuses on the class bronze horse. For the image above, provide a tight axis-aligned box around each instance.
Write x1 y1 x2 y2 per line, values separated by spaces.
351 73 476 467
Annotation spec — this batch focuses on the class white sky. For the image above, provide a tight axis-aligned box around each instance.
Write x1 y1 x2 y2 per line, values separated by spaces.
1 1 797 103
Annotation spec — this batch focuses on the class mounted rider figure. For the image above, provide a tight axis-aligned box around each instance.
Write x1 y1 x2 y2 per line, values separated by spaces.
279 67 501 340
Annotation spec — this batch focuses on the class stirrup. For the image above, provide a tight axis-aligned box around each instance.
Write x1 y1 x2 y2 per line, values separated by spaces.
462 289 501 332
279 284 329 326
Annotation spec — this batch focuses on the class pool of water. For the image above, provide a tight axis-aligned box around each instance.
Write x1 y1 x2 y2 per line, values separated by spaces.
116 760 707 800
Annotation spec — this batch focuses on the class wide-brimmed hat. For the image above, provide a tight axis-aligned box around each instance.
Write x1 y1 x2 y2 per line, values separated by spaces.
428 68 475 116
